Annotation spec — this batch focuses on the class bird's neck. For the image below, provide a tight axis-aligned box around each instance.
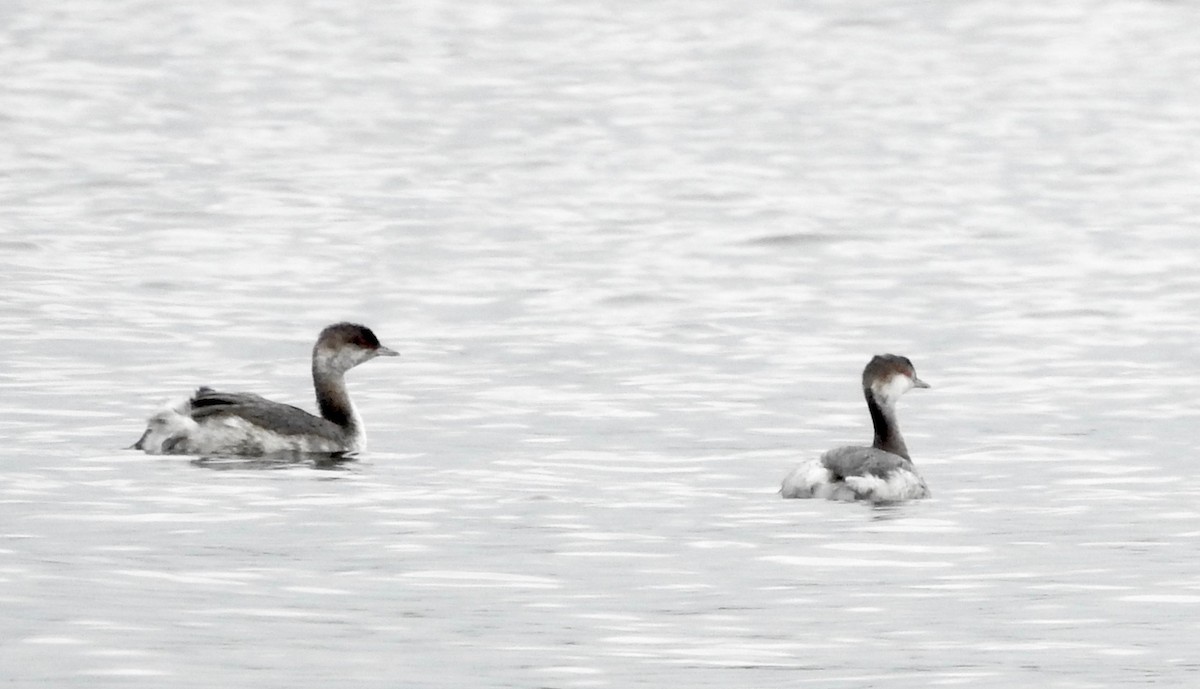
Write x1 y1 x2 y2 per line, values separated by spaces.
313 365 359 432
865 389 909 459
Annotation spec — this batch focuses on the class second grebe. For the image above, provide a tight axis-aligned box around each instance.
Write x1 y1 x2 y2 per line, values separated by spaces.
781 354 931 503
133 322 397 456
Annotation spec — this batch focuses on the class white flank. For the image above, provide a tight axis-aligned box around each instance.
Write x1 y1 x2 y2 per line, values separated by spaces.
781 459 929 503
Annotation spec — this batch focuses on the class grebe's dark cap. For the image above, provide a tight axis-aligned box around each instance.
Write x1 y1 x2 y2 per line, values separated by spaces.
862 354 928 389
317 322 398 355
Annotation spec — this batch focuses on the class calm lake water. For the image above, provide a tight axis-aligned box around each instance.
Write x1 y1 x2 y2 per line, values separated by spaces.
3 0 1200 686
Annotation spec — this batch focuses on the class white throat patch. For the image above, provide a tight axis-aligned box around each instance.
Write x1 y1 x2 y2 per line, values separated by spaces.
315 345 374 374
871 373 913 404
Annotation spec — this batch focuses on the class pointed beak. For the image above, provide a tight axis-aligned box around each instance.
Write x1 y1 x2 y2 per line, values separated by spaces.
377 345 400 357
912 376 930 389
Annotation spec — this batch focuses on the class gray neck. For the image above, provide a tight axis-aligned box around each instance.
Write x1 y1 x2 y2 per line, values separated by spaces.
313 364 357 431
865 388 909 460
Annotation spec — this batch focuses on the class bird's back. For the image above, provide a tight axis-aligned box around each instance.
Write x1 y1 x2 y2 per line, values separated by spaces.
137 387 352 456
820 445 914 480
781 445 929 502
821 445 929 502
187 387 344 440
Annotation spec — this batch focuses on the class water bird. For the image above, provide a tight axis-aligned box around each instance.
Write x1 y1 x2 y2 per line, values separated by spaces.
781 354 931 503
133 322 397 456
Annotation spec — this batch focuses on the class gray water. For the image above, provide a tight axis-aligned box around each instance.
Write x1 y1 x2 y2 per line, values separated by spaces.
3 0 1200 686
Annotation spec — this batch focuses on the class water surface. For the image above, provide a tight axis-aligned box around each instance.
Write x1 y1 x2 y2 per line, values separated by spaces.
2 0 1200 686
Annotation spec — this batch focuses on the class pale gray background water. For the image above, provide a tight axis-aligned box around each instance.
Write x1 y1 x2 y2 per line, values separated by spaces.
2 0 1199 686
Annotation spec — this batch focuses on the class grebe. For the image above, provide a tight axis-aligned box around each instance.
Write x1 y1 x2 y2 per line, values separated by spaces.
781 354 931 503
133 322 397 456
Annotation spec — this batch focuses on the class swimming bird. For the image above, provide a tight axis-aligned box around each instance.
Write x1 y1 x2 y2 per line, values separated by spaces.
133 322 396 456
781 354 931 503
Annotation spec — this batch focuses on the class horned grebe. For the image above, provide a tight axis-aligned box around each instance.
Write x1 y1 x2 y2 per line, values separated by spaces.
133 323 397 456
781 354 931 503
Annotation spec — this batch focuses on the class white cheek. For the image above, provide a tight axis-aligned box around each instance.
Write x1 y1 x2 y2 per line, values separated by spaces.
873 374 913 402
345 348 374 368
316 346 371 372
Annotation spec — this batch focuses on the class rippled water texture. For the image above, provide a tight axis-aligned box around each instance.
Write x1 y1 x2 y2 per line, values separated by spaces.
2 0 1200 686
